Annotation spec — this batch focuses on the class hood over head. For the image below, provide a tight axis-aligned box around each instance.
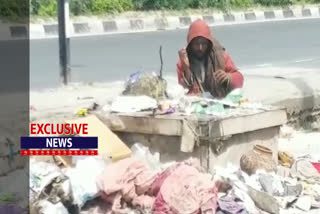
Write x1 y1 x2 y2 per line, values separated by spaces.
187 19 213 46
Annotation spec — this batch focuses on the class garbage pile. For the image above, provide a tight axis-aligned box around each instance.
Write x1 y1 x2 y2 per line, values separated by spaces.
64 71 272 119
29 143 320 214
122 72 167 100
109 86 270 118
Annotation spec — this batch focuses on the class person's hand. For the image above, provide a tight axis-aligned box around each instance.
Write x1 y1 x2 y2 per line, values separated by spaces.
179 48 190 70
215 70 231 84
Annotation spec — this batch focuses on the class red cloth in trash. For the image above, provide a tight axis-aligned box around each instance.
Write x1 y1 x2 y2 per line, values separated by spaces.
311 162 320 174
96 157 157 213
151 163 181 196
152 159 218 214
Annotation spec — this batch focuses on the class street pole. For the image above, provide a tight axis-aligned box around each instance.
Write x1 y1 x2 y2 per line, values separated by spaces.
58 0 71 85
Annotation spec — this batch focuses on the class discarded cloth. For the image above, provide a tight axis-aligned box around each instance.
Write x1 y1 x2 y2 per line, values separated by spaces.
217 196 248 214
153 159 217 214
96 157 157 213
110 96 157 113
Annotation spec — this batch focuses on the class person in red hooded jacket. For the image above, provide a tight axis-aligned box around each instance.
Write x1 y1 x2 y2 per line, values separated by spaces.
177 19 244 98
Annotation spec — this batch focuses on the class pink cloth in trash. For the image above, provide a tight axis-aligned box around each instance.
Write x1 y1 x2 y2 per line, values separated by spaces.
96 157 157 212
153 160 218 214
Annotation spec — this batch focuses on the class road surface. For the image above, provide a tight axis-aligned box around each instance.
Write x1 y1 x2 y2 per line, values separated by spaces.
30 18 320 89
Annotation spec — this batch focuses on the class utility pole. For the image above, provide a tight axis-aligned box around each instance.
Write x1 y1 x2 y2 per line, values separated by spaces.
58 0 71 85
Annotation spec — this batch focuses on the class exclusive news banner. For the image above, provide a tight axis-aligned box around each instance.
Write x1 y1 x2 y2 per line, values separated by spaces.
20 123 98 156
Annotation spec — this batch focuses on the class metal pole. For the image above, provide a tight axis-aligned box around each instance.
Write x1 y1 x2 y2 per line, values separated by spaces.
58 0 71 85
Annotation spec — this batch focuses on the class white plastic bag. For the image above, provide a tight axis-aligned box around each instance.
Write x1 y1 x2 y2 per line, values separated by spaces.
65 157 108 208
131 143 161 171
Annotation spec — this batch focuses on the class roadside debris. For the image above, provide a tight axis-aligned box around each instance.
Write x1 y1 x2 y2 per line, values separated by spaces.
278 151 294 168
240 144 277 175
122 71 167 100
28 75 320 214
29 140 320 214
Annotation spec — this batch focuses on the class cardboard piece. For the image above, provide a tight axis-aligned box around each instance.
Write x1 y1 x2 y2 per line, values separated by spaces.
65 115 132 162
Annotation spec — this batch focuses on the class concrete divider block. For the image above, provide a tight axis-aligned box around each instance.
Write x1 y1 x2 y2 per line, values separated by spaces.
234 12 245 22
0 24 11 40
213 13 224 23
283 9 295 18
103 21 117 32
144 17 156 31
203 15 214 24
73 23 90 34
301 9 311 17
44 24 58 35
274 10 284 19
130 19 144 30
223 14 235 22
116 19 131 33
88 20 104 34
10 26 27 38
310 7 320 17
30 24 45 39
245 12 256 21
255 11 265 20
166 16 180 29
293 8 303 17
179 16 191 26
155 18 168 30
190 15 202 22
27 6 320 40
264 11 275 19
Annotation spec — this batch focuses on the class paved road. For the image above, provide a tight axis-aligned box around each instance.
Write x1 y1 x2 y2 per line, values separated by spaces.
30 18 320 89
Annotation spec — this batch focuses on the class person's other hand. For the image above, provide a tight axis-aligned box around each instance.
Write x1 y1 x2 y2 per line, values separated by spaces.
179 48 190 70
215 70 231 84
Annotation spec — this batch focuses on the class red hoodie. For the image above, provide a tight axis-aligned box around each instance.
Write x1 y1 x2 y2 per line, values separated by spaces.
177 19 244 95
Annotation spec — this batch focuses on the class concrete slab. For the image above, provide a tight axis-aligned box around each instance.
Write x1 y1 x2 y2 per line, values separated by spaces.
108 108 285 170
117 125 280 170
106 109 286 138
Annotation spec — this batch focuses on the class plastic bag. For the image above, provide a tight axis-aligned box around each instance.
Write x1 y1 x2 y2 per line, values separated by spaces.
131 143 161 171
166 84 186 99
222 88 244 105
30 161 64 203
65 157 108 208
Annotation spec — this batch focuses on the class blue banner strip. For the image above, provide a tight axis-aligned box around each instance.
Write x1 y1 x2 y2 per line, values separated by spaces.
21 137 98 149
